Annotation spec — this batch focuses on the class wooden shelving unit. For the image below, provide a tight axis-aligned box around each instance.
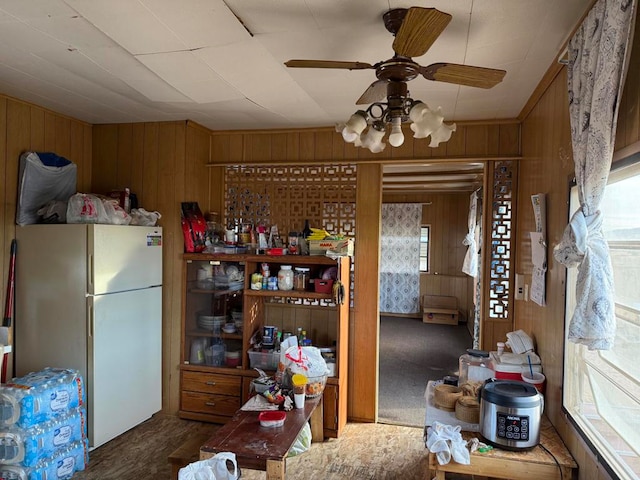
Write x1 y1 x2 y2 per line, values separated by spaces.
178 253 350 438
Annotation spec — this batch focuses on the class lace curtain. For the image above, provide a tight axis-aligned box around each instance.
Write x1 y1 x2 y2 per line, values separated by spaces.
380 203 422 314
553 0 636 350
462 190 479 277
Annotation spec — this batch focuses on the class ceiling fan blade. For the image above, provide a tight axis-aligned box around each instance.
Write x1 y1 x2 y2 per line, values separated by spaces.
356 80 388 105
421 63 506 89
393 7 452 58
285 59 373 70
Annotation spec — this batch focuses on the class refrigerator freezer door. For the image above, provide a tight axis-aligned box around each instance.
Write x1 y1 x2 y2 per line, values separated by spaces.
87 286 162 448
15 224 89 380
89 225 162 295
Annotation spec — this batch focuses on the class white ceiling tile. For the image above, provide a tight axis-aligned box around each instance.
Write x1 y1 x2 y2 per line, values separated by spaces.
64 0 186 55
0 0 593 133
195 41 331 125
82 46 191 103
0 0 76 20
140 0 248 49
26 15 114 50
136 50 244 103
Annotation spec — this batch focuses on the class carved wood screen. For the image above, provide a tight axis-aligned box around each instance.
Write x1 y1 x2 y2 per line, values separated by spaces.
224 164 357 237
486 160 518 321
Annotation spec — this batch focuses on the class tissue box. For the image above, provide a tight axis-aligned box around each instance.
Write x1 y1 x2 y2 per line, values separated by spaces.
308 239 353 256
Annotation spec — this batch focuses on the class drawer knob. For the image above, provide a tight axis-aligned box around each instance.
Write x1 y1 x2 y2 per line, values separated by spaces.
205 402 216 406
206 381 216 386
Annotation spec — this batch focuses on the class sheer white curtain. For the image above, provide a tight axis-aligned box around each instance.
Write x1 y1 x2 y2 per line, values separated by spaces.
462 190 479 277
553 0 636 350
380 203 422 314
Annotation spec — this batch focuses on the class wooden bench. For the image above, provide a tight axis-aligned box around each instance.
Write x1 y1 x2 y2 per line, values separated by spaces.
422 294 460 325
427 416 578 479
199 396 323 480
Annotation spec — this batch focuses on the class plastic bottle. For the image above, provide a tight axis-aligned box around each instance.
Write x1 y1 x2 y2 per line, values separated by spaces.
277 265 294 290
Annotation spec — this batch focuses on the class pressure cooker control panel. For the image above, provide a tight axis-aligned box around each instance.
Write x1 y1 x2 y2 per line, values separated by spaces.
497 412 530 441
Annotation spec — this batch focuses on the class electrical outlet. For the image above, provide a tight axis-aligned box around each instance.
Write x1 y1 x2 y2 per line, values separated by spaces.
515 274 524 300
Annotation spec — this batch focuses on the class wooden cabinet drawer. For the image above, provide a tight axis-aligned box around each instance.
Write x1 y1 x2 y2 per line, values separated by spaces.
182 371 241 396
181 391 240 417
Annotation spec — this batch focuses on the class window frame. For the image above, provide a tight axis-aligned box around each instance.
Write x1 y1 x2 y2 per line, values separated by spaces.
419 225 431 273
562 153 640 480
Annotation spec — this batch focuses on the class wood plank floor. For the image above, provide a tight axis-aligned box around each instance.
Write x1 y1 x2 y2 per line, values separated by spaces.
74 413 433 480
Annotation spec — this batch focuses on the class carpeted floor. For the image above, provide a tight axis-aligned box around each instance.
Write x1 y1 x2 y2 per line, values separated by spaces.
378 316 473 427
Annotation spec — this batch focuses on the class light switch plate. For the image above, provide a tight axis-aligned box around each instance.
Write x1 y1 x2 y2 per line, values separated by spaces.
515 274 524 300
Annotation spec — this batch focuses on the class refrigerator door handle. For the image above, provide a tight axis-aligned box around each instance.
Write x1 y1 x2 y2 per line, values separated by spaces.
88 301 94 338
87 253 94 293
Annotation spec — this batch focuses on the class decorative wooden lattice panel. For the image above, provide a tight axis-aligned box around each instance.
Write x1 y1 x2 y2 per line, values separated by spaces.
488 161 515 319
225 164 357 237
225 164 357 307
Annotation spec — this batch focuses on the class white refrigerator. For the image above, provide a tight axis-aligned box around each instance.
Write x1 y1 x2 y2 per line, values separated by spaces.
15 224 163 448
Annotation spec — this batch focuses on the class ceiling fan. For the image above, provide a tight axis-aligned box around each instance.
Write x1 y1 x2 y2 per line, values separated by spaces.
285 7 506 104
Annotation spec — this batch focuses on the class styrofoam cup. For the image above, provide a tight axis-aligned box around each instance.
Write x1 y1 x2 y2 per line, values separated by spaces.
521 371 546 393
294 393 305 409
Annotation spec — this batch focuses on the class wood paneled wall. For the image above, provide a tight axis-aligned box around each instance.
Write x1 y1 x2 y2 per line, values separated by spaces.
516 12 640 478
209 123 520 166
92 121 211 415
0 95 92 375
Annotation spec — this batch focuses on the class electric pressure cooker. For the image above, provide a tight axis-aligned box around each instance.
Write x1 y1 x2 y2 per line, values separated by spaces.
479 379 544 450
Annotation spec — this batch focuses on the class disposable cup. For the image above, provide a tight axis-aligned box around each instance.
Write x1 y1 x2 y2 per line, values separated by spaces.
521 371 546 393
294 393 305 409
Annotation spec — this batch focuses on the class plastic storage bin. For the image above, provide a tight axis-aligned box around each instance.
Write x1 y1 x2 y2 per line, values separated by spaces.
248 351 279 370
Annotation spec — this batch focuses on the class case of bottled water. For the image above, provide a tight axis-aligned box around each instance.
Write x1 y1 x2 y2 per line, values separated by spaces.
0 438 88 480
0 368 85 429
0 407 87 466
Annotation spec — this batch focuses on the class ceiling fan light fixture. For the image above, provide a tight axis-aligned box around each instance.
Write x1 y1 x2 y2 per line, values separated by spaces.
361 121 386 153
429 121 457 148
409 103 444 139
388 116 405 147
340 110 369 143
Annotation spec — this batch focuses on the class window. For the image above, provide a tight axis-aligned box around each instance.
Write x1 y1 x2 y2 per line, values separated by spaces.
563 157 640 480
419 225 430 272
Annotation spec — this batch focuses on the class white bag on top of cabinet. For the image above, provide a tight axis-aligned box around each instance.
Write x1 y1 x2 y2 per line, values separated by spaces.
16 151 77 226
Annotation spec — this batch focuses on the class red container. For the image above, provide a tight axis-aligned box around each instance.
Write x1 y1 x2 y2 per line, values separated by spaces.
259 410 286 427
314 279 334 294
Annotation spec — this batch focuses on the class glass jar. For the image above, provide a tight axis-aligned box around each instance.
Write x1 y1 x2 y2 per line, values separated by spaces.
458 349 492 385
277 265 294 290
293 267 310 291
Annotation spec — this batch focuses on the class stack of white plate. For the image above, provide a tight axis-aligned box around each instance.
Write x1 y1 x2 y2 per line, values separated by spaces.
197 312 226 330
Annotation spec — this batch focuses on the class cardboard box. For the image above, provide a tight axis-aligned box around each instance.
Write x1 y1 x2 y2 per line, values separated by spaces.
308 239 354 256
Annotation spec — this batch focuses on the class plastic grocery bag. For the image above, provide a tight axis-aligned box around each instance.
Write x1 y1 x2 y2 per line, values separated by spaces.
286 422 311 458
130 208 161 226
67 193 108 224
178 452 239 480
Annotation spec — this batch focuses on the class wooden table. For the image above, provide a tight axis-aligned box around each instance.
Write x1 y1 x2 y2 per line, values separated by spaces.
200 396 323 480
428 416 577 480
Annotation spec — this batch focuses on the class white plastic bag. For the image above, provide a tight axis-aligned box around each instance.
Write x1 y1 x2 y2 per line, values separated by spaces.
16 151 77 225
130 208 161 226
284 346 328 377
66 193 108 224
102 199 132 225
178 452 239 480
